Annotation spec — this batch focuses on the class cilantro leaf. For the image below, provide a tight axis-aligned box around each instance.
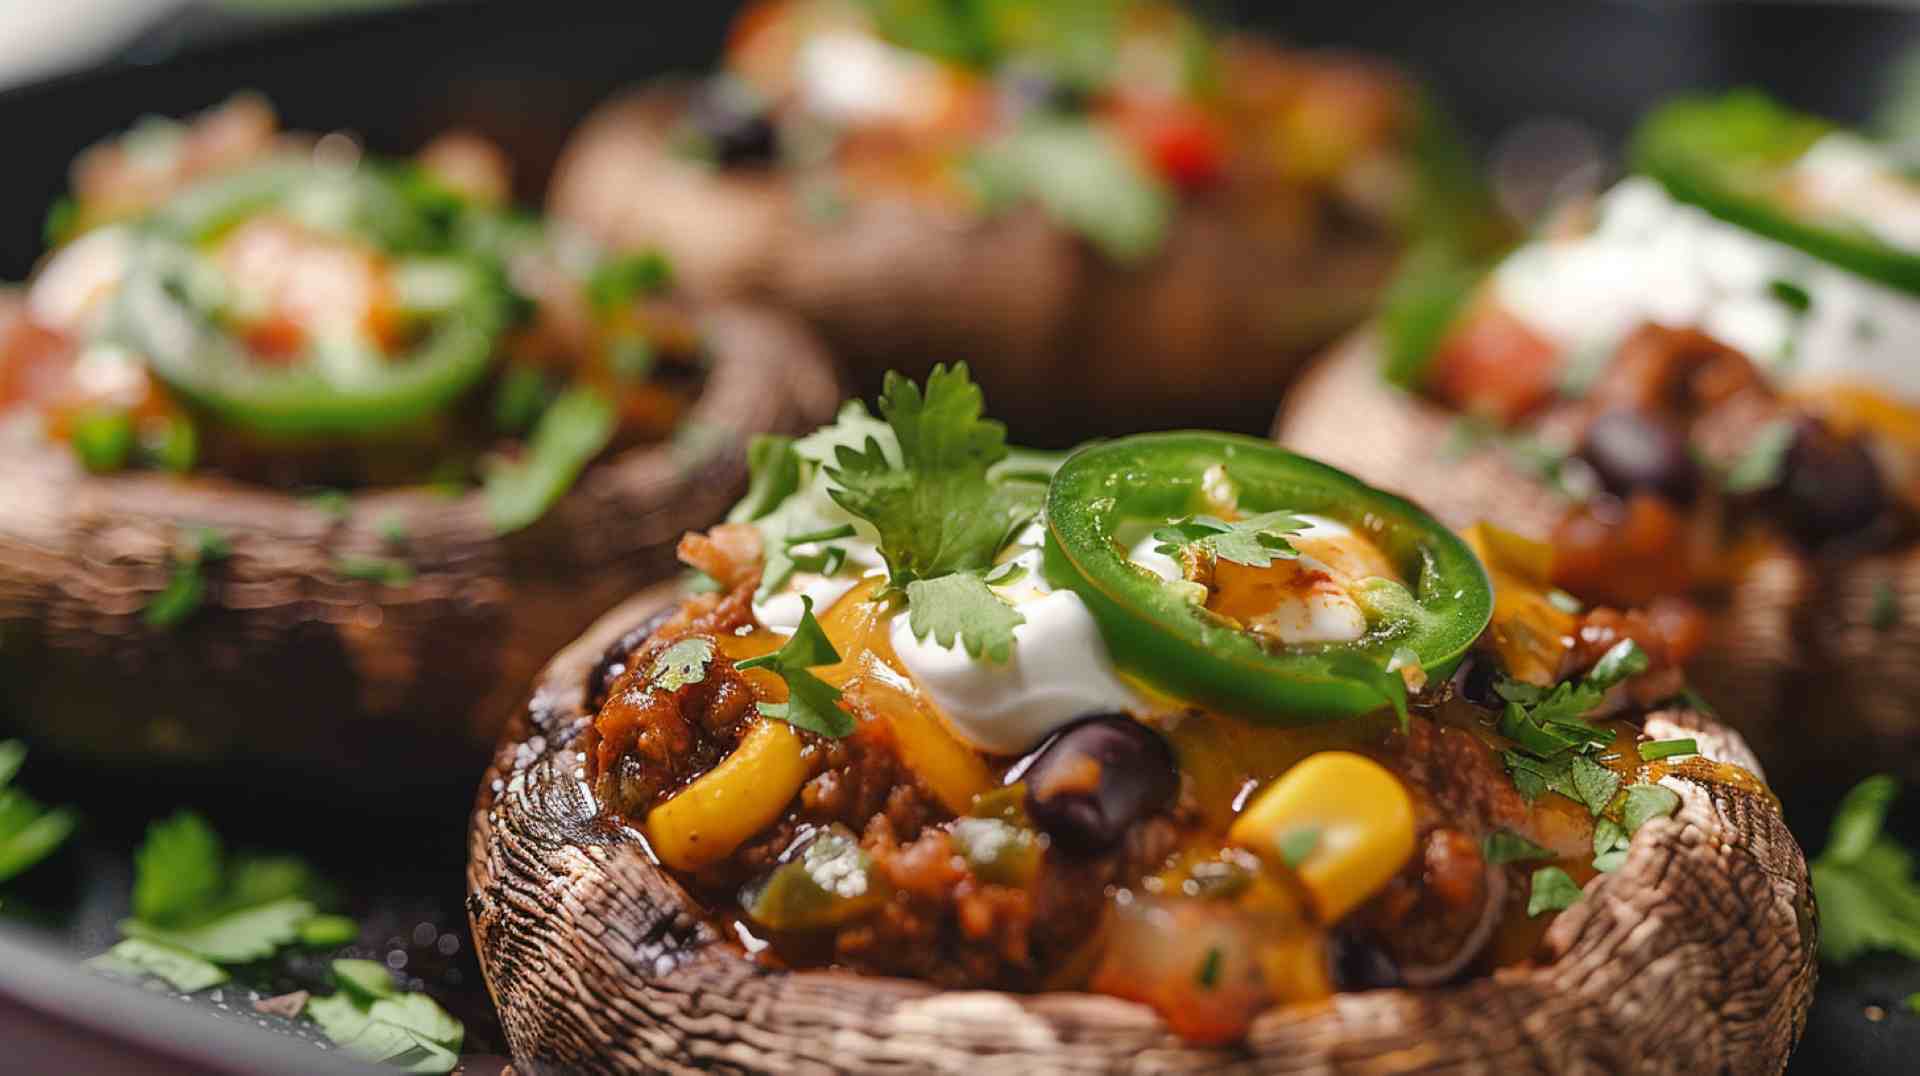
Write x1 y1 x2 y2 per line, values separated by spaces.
90 938 228 993
1592 817 1630 873
122 897 317 963
1621 783 1681 834
737 596 852 738
646 638 716 693
825 364 1032 585
905 574 1025 662
133 811 224 925
1725 418 1796 494
970 119 1171 263
1483 829 1555 865
1527 866 1584 916
1276 827 1320 869
485 387 617 534
0 740 75 886
1586 639 1649 689
1152 510 1305 568
728 435 803 524
1811 776 1920 965
1569 756 1623 819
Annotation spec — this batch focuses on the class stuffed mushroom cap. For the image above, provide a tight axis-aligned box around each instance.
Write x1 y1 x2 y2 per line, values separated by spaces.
468 576 1814 1074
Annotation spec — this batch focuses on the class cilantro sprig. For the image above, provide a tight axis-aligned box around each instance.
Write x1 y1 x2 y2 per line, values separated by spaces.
737 597 853 738
820 364 1037 662
1496 639 1647 814
0 740 76 887
1152 510 1306 568
1812 775 1920 965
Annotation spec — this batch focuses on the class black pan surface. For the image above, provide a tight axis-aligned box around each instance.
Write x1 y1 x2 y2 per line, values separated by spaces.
2 2 1918 1072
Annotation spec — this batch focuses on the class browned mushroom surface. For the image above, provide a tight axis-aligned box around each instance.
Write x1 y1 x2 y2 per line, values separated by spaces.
0 303 838 783
1277 332 1920 786
469 584 1814 1075
546 0 1477 443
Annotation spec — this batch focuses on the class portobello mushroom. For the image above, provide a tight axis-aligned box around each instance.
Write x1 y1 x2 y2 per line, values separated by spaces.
1277 96 1920 785
469 381 1813 1074
547 0 1489 444
0 100 841 785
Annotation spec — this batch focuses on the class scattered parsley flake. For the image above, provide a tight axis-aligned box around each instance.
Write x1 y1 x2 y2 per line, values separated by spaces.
122 897 318 964
1527 866 1583 917
90 938 228 993
586 250 673 315
305 489 351 518
377 514 410 547
1276 827 1320 869
1569 755 1623 819
1196 947 1223 989
1769 277 1813 313
905 574 1025 662
1637 738 1699 762
736 596 852 738
1546 588 1584 614
1483 829 1555 865
728 435 803 524
646 638 716 693
485 387 617 534
1725 419 1796 494
144 526 232 629
0 740 76 885
1592 817 1630 873
298 914 359 948
335 555 416 587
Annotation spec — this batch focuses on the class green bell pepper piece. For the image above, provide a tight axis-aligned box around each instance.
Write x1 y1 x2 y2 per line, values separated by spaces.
1042 432 1492 721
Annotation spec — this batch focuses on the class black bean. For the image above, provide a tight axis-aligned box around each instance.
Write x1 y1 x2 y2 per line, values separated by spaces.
1017 715 1176 854
1577 410 1699 504
1781 418 1886 545
688 79 778 168
1449 651 1501 711
1327 928 1403 991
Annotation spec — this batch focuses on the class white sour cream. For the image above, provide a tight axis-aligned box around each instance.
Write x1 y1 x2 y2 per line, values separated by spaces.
797 32 948 127
890 588 1144 755
1493 176 1920 406
27 227 130 334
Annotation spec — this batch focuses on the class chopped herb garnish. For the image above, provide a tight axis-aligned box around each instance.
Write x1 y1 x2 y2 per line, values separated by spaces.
298 914 360 948
1588 638 1649 686
1592 816 1630 873
90 939 228 993
606 332 656 383
1276 827 1320 869
984 560 1028 587
970 119 1171 263
586 250 673 315
905 574 1025 662
305 489 351 518
144 526 232 629
728 435 803 524
1768 278 1813 313
646 638 716 693
484 387 616 534
1621 783 1681 835
0 740 75 886
1152 510 1306 568
335 555 416 587
492 365 552 434
1811 775 1920 964
1498 640 1646 811
1569 756 1623 819
1482 828 1555 865
736 597 852 737
1725 419 1796 494
139 415 197 473
377 514 410 547
306 959 463 1074
1196 946 1223 989
1872 581 1900 632
72 409 134 473
1637 738 1699 761
1527 866 1584 917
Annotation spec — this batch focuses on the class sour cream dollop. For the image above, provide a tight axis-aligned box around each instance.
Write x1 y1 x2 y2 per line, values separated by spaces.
1494 175 1920 406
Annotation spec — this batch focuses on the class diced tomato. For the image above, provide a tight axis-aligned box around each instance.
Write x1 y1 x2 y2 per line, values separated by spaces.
241 315 307 363
0 310 77 413
1550 494 1694 609
1116 102 1228 193
1089 898 1273 1044
1426 302 1561 424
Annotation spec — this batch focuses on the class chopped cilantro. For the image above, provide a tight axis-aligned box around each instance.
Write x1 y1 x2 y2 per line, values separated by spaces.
1724 419 1796 494
307 959 463 1074
905 574 1025 662
0 740 75 885
1591 817 1630 873
984 560 1028 587
376 514 410 547
90 939 228 993
646 638 716 693
133 811 223 924
1588 638 1649 688
1769 278 1813 313
825 364 1035 586
72 409 134 473
298 914 360 948
305 489 351 518
1482 829 1555 865
122 897 317 964
736 596 852 737
485 387 617 534
1196 946 1223 989
1276 827 1320 869
138 415 197 473
970 119 1171 263
1637 738 1698 762
491 365 552 434
333 958 398 1002
1152 510 1305 568
1621 783 1681 834
1546 588 1584 614
335 555 416 587
1527 866 1583 917
1498 642 1649 812
1811 776 1920 964
607 332 656 383
728 435 804 524
1872 581 1900 632
586 250 673 315
1569 756 1623 819
144 526 232 629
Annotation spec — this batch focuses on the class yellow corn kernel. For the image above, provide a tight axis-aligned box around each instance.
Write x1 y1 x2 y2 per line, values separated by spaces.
645 718 808 872
1228 751 1415 922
